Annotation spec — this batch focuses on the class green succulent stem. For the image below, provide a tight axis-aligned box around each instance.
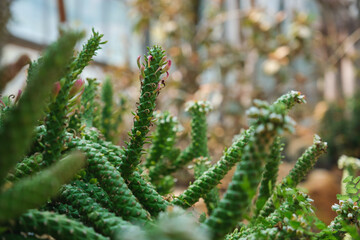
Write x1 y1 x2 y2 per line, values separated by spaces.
149 101 211 181
73 180 113 210
204 96 302 240
0 152 85 223
5 153 43 182
126 171 170 217
9 210 108 240
146 111 180 194
81 78 99 127
50 202 81 219
172 128 252 208
79 128 170 216
145 111 179 169
0 32 81 184
42 30 104 166
101 77 113 141
254 137 283 216
59 183 136 237
194 157 220 214
67 137 151 224
120 46 169 176
257 135 327 220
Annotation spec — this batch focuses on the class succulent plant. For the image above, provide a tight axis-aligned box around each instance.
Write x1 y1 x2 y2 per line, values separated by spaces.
0 30 358 240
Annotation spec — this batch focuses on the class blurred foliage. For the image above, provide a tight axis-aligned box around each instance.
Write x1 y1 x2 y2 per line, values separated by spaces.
320 92 360 167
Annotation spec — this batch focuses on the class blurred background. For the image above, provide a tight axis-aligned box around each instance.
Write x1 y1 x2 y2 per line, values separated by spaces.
1 0 360 224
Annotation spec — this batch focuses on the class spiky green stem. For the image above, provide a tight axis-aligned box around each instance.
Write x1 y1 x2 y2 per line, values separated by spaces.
174 91 305 211
50 202 81 219
5 153 43 182
194 157 220 214
149 101 211 181
42 30 104 166
75 128 170 216
204 99 297 240
67 137 150 224
60 183 136 237
0 152 85 223
254 137 283 216
120 46 170 176
187 101 220 213
173 128 252 208
257 135 327 220
126 171 169 217
145 111 179 169
0 32 81 184
73 180 113 210
82 78 99 127
10 210 108 240
101 77 113 141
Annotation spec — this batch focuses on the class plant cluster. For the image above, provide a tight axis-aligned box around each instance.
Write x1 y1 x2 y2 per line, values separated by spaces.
0 30 359 240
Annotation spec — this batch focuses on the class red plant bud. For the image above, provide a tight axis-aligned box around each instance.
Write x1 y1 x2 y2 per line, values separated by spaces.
14 89 22 104
159 56 167 65
0 98 5 107
161 60 172 73
147 55 153 67
163 71 170 81
69 79 85 98
140 65 145 78
53 82 61 97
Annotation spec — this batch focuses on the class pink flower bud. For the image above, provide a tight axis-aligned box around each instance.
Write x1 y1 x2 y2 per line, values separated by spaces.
53 82 61 98
161 60 172 73
15 89 22 104
147 55 153 67
140 65 145 78
163 71 170 81
159 56 167 65
69 79 85 98
137 56 141 69
0 98 5 107
66 108 77 118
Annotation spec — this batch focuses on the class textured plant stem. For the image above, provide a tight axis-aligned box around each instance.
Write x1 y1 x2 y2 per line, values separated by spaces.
120 46 169 176
101 77 113 140
254 137 283 216
68 137 150 224
0 152 85 223
42 30 104 166
173 128 252 208
10 210 108 240
0 32 81 184
60 183 137 237
257 135 327 220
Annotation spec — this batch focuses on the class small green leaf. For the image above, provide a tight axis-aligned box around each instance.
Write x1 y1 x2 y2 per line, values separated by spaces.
314 221 326 230
351 195 359 202
354 176 360 183
289 220 300 228
347 187 357 194
343 176 353 183
336 194 349 200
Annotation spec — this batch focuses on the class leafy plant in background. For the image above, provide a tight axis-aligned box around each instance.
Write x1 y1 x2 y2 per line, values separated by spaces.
320 92 360 167
0 30 359 240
